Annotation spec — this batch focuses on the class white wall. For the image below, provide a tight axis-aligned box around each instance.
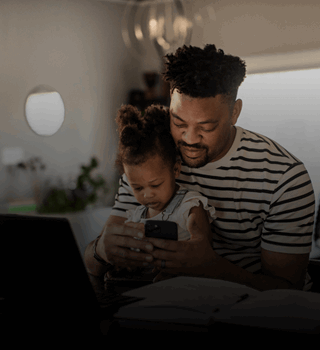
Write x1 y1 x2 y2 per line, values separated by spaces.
236 68 320 257
189 0 320 57
0 0 143 207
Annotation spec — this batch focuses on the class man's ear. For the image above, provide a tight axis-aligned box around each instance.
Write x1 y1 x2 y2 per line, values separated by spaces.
231 99 242 125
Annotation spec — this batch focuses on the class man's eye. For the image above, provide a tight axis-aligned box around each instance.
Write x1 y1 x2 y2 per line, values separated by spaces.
151 184 161 188
201 126 217 133
174 123 185 128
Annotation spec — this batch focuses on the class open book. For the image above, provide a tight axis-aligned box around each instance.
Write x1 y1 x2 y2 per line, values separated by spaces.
114 276 320 333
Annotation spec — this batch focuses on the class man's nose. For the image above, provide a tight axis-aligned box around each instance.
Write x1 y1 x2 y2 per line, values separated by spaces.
182 128 201 145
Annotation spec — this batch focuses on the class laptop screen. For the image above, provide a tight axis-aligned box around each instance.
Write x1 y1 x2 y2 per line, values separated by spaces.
0 214 103 338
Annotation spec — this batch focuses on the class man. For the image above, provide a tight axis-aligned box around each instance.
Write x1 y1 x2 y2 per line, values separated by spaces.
84 44 315 291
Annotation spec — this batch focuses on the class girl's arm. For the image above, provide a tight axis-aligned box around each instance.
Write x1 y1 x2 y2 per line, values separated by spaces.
187 201 213 241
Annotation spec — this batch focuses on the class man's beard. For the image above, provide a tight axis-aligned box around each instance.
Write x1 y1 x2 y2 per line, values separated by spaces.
177 141 210 168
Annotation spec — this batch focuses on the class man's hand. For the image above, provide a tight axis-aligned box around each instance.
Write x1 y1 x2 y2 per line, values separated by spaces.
147 234 215 279
146 205 216 279
95 216 155 271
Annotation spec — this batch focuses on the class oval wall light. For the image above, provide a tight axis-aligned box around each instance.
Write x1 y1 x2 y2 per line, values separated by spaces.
25 85 65 136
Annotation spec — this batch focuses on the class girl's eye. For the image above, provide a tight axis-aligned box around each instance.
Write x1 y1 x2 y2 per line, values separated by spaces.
151 184 161 188
134 187 142 191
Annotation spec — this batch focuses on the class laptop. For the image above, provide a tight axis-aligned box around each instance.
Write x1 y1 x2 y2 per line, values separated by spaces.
0 214 144 343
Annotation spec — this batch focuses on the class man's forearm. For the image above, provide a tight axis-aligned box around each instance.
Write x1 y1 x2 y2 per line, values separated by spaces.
201 252 298 291
84 214 125 277
84 240 111 277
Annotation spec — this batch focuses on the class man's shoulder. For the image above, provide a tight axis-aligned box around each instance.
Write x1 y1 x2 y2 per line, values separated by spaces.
237 127 302 165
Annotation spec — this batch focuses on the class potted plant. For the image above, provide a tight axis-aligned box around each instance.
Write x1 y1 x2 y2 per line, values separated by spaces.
37 157 108 214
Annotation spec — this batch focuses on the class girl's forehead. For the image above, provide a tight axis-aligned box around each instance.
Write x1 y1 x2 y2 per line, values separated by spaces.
125 167 166 186
125 155 169 176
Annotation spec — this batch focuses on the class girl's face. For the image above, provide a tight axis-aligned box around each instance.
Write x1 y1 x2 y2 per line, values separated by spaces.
124 154 181 215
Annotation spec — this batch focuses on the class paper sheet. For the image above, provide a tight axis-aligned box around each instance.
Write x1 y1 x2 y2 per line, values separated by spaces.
115 277 320 331
115 276 260 325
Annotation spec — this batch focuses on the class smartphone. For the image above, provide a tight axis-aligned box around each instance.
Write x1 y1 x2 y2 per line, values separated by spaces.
144 220 178 241
105 220 177 289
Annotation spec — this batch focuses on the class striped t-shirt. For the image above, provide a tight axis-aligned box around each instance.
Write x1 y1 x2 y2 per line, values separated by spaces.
111 126 315 290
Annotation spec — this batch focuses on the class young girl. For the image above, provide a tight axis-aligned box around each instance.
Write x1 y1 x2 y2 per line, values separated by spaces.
113 103 216 281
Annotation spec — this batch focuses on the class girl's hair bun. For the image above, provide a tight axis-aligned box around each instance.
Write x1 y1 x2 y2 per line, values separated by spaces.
116 104 142 133
120 125 141 148
143 104 170 134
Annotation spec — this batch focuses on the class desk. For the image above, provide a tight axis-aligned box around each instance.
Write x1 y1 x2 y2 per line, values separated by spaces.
87 274 317 338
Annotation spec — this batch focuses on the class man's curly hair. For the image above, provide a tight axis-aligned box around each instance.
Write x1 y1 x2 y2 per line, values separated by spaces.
115 104 178 174
162 44 246 109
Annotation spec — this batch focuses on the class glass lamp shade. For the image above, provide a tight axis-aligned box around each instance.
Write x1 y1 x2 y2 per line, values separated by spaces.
25 86 65 136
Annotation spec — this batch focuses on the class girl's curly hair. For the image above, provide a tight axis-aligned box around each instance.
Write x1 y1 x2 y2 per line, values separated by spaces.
115 104 178 174
162 44 246 108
